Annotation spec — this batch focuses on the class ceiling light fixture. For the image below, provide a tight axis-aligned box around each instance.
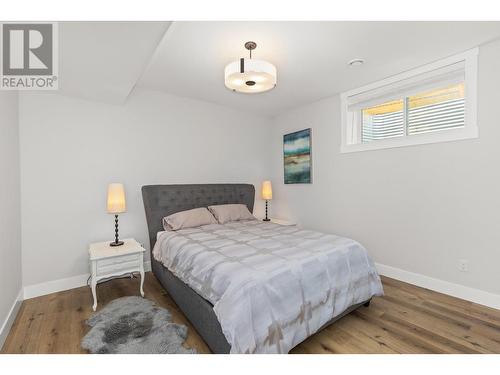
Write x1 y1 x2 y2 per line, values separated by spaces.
348 58 365 67
224 41 277 94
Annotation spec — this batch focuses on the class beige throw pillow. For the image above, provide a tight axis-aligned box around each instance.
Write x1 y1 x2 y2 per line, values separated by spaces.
162 207 218 231
208 204 255 224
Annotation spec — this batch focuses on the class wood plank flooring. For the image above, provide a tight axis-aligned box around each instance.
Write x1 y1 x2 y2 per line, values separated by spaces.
2 273 500 354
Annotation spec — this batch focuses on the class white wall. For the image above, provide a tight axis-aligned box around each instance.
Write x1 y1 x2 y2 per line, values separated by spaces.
15 37 500 305
0 92 22 346
19 88 272 288
270 39 500 297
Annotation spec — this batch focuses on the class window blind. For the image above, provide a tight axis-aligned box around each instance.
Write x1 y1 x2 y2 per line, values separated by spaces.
347 61 465 112
362 110 405 142
341 48 478 153
408 97 465 135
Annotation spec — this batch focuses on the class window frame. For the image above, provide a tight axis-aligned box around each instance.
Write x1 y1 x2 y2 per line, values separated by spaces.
340 48 478 153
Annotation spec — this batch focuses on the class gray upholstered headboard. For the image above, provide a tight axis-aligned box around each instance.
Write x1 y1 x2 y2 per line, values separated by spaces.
141 184 255 251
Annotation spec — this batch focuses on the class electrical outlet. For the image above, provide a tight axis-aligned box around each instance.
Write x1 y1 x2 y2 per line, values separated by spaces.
459 259 468 272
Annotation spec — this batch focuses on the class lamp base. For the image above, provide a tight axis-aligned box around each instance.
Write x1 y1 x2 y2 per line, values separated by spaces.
263 218 271 222
110 241 124 247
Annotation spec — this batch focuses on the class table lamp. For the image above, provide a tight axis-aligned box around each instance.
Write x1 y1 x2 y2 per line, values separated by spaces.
261 180 272 222
107 183 126 246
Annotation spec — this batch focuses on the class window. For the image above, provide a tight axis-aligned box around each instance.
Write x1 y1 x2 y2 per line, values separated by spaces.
341 48 478 153
362 99 405 142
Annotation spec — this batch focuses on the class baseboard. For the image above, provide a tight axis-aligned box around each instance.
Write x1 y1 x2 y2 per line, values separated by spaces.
376 262 500 310
23 273 91 300
20 260 500 310
0 289 23 350
23 260 152 300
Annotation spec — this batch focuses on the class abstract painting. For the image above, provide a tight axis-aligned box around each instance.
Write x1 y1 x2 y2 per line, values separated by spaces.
283 128 312 184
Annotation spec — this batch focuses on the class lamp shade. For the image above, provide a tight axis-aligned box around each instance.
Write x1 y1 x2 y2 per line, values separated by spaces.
107 183 126 214
225 59 277 94
261 181 273 200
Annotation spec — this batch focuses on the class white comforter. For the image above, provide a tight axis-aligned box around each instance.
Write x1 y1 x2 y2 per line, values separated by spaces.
153 220 383 353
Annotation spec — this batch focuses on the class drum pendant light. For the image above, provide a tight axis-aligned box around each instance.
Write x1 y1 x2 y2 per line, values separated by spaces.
224 41 277 94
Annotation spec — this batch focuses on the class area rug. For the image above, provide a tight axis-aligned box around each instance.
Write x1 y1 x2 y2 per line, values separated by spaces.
81 296 196 354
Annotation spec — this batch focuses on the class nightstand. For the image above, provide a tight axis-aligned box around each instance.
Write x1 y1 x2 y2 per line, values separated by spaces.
270 218 296 226
88 238 146 311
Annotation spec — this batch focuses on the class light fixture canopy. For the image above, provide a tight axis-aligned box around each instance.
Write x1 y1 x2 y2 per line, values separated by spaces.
348 58 365 67
225 41 277 94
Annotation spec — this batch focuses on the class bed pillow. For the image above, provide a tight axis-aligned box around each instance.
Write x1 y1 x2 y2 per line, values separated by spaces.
162 207 218 231
208 204 255 224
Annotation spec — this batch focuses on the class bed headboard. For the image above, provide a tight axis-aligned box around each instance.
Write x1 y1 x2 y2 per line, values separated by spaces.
141 183 255 251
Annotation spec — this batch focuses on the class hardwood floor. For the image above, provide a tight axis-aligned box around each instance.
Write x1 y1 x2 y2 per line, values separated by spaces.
2 273 500 354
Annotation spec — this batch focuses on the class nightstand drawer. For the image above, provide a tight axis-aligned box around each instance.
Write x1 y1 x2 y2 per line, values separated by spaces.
96 254 142 276
98 253 140 267
97 261 138 275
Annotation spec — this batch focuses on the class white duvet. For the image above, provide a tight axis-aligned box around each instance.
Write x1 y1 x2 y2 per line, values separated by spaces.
153 220 383 353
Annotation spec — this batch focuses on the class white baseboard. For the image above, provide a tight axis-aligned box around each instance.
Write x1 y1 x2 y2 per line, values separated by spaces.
21 260 499 310
376 262 500 310
23 260 152 300
0 289 23 350
23 273 91 300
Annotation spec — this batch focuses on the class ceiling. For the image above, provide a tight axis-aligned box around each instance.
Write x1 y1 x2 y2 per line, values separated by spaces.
59 21 500 116
58 22 170 103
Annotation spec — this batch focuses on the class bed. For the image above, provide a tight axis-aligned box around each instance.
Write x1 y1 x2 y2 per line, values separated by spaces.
142 183 383 353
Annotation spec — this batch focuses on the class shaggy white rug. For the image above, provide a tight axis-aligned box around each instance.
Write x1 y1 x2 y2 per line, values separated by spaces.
81 296 196 354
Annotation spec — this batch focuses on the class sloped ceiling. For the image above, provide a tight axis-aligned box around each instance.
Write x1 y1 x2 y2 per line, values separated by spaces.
58 21 171 104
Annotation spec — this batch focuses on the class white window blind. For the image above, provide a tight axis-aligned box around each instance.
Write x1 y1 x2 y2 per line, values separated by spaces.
407 95 465 136
341 48 478 153
361 81 465 143
362 102 404 142
346 61 465 111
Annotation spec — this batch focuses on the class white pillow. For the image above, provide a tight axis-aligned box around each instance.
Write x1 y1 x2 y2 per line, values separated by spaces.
208 204 255 224
162 207 217 231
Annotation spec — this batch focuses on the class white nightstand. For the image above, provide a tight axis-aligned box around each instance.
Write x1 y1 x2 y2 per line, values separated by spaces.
270 218 296 226
88 238 146 311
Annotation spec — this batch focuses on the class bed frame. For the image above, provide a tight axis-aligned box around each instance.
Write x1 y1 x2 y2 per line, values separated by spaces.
141 183 369 354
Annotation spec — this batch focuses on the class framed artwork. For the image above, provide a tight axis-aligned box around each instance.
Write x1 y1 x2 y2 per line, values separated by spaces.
283 128 312 184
